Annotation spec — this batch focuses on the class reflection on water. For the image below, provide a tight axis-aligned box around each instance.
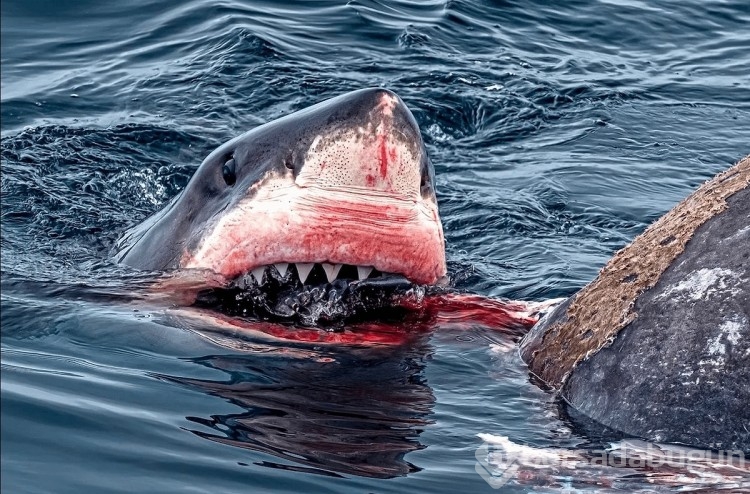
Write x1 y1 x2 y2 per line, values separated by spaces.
159 338 435 478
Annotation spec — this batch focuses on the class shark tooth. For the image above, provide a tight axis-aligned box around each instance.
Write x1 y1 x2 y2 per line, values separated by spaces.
321 263 342 282
357 266 374 280
239 274 253 289
295 263 314 284
251 266 266 283
274 263 289 277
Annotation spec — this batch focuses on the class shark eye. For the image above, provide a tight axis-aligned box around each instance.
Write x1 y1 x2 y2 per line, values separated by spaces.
222 158 236 186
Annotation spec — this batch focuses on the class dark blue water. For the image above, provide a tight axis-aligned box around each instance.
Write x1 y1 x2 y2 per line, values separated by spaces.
2 1 749 492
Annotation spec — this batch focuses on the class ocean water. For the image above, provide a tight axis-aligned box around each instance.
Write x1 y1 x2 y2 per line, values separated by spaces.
2 1 749 492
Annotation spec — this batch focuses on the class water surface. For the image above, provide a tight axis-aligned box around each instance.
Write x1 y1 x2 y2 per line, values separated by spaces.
2 1 749 492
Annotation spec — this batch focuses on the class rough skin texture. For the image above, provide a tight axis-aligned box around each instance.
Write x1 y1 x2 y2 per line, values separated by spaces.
519 154 749 451
564 186 749 451
520 155 749 389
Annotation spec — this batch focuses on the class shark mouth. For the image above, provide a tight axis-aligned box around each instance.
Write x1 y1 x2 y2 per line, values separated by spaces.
192 261 429 327
181 177 448 326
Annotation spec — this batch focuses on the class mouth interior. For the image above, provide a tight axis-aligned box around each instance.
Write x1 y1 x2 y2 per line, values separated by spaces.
193 262 424 327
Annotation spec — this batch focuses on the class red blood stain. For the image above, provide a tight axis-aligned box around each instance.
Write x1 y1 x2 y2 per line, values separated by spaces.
190 311 418 345
378 134 388 178
408 293 540 331
177 292 540 346
365 174 375 187
182 190 447 284
205 208 443 284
